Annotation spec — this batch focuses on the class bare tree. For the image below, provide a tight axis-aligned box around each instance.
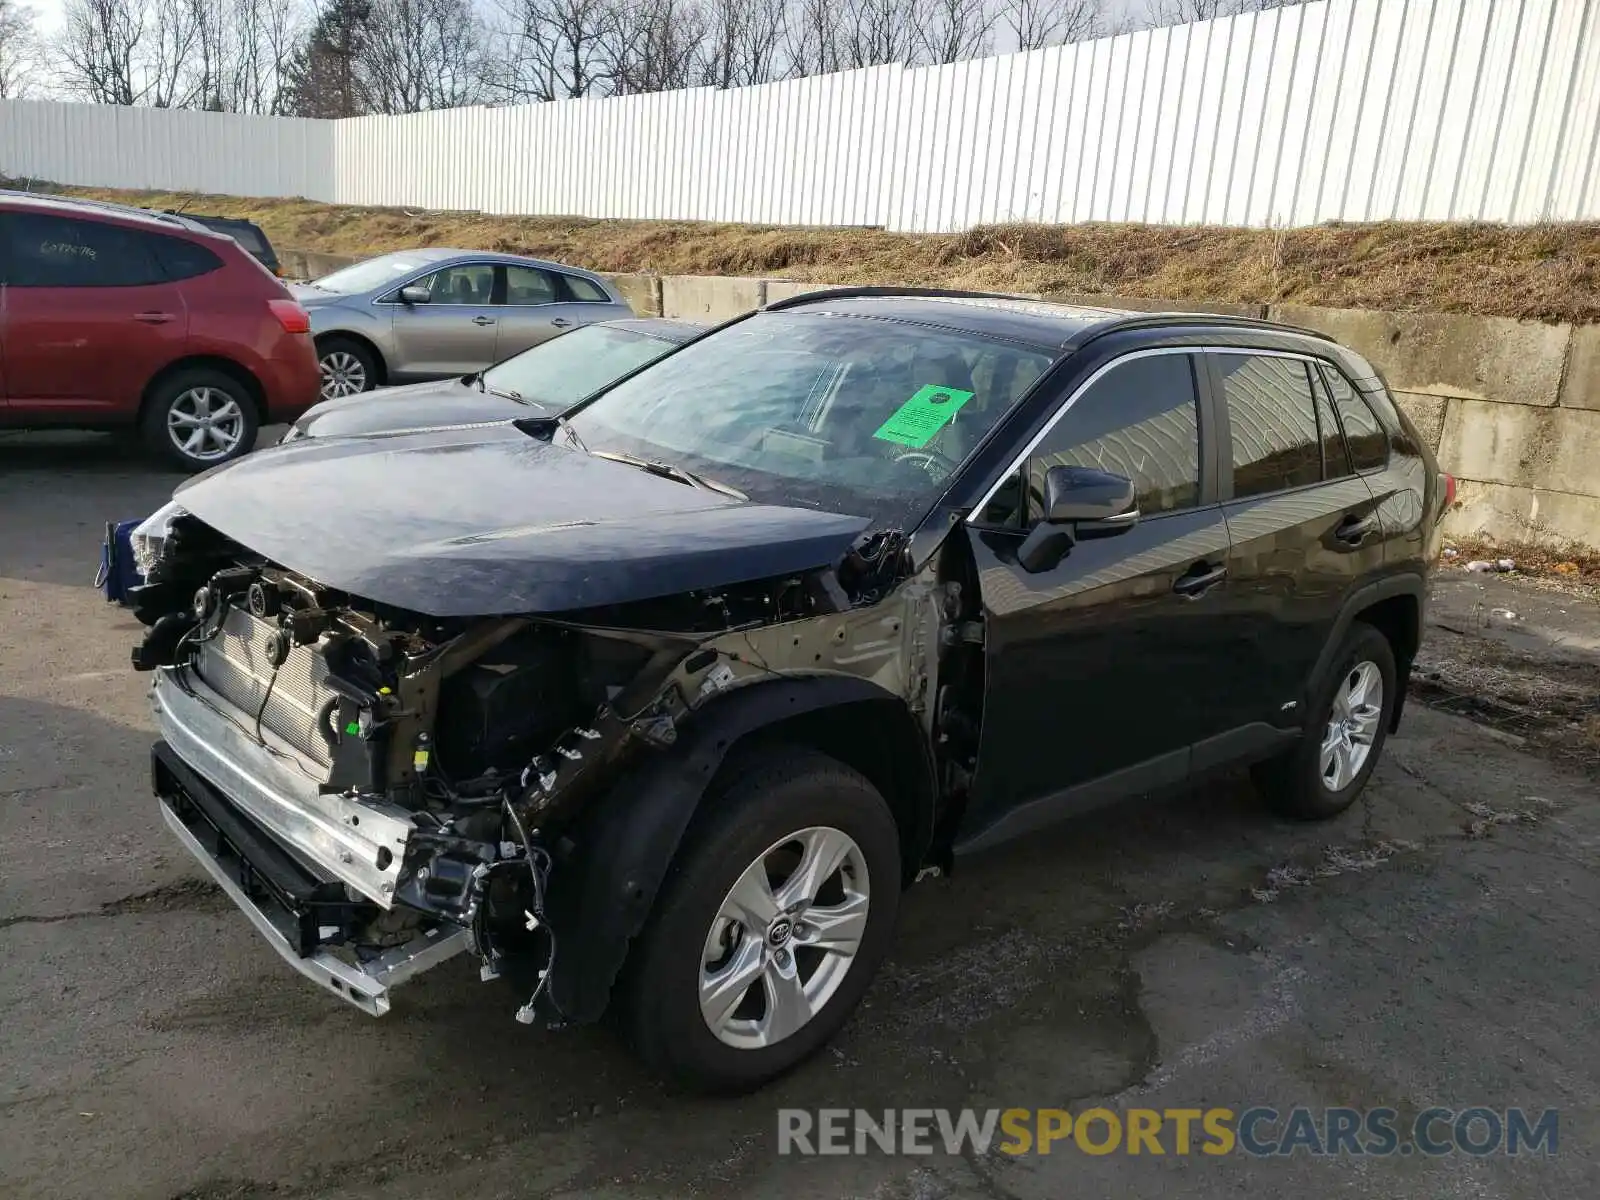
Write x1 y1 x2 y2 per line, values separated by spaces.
1145 0 1228 24
0 0 41 98
1002 0 1101 50
489 0 614 100
699 0 786 88
784 0 844 76
916 0 994 64
185 0 303 112
607 0 704 93
361 0 487 112
838 0 918 68
58 0 145 105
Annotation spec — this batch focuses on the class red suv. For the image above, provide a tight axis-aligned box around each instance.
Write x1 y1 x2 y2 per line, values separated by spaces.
0 194 320 471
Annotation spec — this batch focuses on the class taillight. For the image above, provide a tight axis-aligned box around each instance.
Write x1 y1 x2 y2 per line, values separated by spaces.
268 298 310 334
1443 472 1457 508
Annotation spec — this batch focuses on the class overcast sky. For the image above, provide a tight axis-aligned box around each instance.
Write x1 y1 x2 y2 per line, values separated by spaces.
25 0 1159 45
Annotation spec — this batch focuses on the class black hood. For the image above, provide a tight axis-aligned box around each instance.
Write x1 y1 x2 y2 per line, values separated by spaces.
175 424 871 617
289 378 550 441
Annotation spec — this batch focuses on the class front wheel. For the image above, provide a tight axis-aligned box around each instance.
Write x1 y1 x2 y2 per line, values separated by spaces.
621 749 902 1093
141 368 259 472
1253 622 1397 820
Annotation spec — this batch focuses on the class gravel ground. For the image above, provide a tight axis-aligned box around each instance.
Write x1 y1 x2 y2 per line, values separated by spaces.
2 432 1598 1200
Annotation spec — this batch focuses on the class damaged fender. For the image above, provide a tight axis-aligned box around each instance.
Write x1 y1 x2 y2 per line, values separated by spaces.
543 673 937 1023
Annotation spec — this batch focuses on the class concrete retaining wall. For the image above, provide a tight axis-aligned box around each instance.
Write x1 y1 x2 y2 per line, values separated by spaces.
285 250 1600 546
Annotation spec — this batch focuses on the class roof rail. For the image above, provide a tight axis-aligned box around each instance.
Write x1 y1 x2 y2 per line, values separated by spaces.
0 188 190 228
1087 310 1336 343
762 285 1066 311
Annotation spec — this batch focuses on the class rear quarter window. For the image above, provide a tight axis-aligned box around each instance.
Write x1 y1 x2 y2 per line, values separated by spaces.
1319 365 1391 470
564 274 611 303
153 234 225 281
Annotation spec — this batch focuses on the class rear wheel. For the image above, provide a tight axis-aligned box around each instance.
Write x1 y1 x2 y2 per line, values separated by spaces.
1253 622 1397 820
317 336 378 399
622 748 901 1093
141 368 259 472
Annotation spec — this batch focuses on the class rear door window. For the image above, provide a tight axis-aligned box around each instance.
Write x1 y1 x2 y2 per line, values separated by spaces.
503 265 559 305
1215 354 1324 498
3 214 166 287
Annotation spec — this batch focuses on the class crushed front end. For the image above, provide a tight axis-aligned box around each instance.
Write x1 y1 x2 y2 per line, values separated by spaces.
132 506 941 1023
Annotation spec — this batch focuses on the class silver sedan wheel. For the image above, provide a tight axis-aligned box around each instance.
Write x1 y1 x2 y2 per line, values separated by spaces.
320 350 367 398
1320 660 1384 791
699 826 871 1050
167 387 245 463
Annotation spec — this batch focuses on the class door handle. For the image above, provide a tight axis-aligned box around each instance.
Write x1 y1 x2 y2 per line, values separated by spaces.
1173 561 1228 598
550 317 572 328
471 315 496 326
133 312 175 324
1334 513 1377 546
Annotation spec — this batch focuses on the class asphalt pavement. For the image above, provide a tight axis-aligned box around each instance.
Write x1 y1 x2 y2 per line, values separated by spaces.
2 431 1597 1200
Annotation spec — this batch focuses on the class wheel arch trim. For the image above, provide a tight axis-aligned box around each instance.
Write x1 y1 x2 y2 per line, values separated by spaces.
544 675 934 1024
1309 572 1425 734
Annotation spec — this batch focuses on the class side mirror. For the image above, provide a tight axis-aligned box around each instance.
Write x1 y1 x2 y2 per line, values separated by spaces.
1017 466 1140 573
398 284 431 306
1042 465 1138 531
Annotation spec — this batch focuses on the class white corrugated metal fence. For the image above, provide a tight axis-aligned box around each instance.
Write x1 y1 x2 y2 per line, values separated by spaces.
3 0 1599 231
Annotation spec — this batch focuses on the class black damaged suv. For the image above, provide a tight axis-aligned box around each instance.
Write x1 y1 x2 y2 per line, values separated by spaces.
131 289 1448 1092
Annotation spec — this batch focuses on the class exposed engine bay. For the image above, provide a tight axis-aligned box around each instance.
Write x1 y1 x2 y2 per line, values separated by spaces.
132 510 978 1023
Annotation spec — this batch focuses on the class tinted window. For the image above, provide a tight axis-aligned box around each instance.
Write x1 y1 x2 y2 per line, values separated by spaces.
3 214 165 287
564 274 608 303
1218 354 1322 498
504 265 558 305
1020 353 1202 522
1320 365 1388 470
1312 371 1351 479
152 234 224 281
423 263 494 304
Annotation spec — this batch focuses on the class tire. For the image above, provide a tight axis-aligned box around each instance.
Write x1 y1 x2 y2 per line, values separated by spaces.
1253 622 1398 820
317 336 378 399
141 368 260 472
621 748 902 1093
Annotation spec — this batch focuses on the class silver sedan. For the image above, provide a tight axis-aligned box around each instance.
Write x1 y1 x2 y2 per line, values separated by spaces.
294 249 633 400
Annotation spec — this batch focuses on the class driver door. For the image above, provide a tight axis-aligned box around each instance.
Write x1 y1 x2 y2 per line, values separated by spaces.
957 350 1239 853
388 261 499 379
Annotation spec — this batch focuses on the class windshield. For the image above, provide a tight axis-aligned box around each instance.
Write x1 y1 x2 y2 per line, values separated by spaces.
482 325 680 407
312 253 431 295
565 311 1054 524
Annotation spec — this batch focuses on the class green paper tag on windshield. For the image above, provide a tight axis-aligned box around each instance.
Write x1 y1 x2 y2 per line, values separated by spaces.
872 385 976 448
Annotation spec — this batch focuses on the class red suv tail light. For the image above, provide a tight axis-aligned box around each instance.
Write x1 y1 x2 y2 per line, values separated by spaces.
268 299 311 334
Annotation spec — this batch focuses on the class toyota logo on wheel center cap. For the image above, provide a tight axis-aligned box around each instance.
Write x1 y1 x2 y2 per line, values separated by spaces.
767 918 794 947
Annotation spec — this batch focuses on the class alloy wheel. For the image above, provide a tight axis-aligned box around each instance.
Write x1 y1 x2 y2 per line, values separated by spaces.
699 826 871 1050
320 350 367 398
167 387 246 462
1320 660 1384 791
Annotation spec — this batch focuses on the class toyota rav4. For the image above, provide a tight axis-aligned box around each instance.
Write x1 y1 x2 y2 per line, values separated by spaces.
129 289 1448 1092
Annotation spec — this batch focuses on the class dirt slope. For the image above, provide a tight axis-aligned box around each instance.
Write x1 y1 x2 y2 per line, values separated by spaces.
34 182 1600 324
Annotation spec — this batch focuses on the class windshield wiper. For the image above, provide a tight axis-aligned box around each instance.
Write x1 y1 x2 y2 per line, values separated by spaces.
589 449 747 500
556 416 588 453
487 386 523 402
